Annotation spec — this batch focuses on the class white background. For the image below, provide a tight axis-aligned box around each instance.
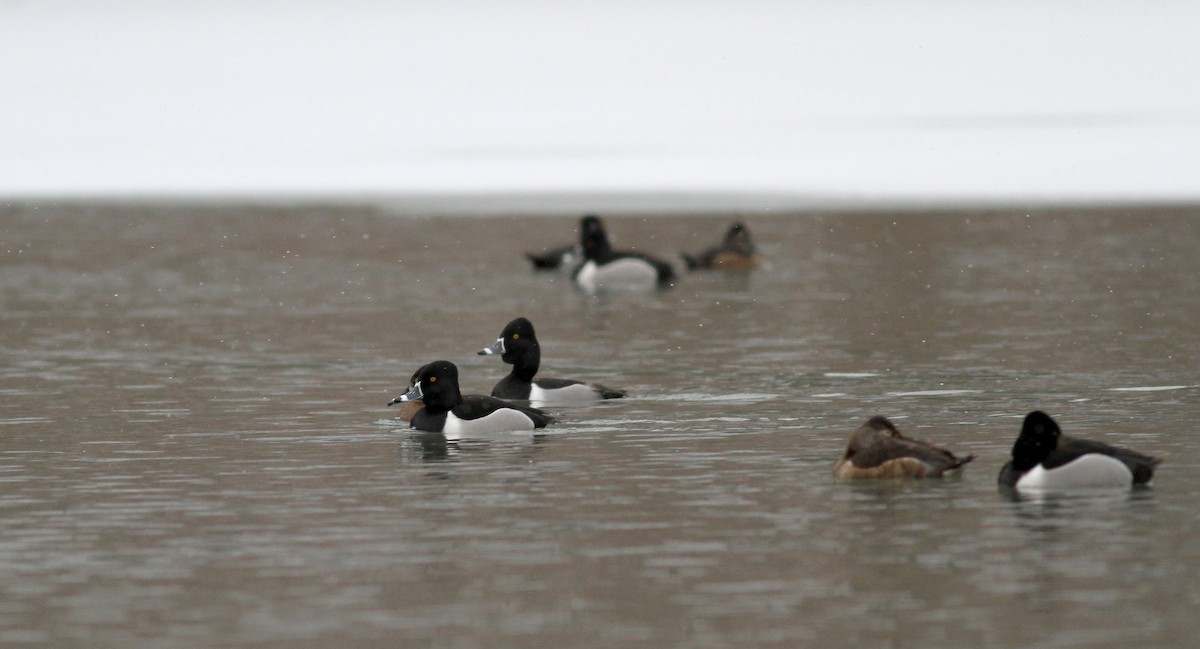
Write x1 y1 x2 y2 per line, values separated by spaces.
3 1 1198 203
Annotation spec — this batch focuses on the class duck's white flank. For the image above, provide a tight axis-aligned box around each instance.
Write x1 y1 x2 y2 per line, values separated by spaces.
530 382 599 405
576 258 658 291
1016 454 1133 490
441 409 536 438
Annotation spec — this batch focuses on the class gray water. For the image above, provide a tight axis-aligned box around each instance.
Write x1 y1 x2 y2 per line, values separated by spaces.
2 202 1198 648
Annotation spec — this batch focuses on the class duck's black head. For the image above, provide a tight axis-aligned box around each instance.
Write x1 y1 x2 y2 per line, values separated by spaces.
385 365 427 420
496 316 540 376
406 360 463 413
479 317 541 378
1011 410 1061 471
580 214 612 260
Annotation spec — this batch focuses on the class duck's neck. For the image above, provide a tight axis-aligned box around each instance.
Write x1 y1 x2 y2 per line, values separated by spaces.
583 234 613 261
1011 436 1054 472
422 385 462 415
507 346 540 382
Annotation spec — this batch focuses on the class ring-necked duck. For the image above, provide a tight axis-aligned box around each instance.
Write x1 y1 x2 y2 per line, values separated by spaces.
834 415 976 479
572 215 676 291
388 360 554 435
525 213 604 269
682 222 760 271
998 410 1162 490
479 317 626 404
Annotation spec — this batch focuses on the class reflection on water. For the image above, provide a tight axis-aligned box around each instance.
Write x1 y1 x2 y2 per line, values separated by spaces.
1 202 1199 647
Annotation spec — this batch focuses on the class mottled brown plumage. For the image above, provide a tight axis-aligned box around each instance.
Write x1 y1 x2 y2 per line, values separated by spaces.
834 416 975 479
682 222 761 271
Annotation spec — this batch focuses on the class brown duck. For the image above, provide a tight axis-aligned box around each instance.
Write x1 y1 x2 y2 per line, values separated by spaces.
834 416 975 479
682 222 761 271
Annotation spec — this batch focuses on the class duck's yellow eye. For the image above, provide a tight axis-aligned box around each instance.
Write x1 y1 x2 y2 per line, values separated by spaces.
512 333 520 340
429 376 437 383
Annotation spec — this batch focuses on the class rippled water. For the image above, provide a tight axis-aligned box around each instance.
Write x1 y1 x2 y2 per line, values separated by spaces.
2 201 1199 647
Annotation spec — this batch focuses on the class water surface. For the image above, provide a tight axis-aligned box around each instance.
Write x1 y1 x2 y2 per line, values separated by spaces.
1 202 1198 647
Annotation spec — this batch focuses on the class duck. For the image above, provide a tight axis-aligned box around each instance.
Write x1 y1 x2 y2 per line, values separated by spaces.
682 222 761 271
834 415 976 479
478 317 626 404
572 215 676 291
387 360 554 436
523 213 609 269
998 410 1162 490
